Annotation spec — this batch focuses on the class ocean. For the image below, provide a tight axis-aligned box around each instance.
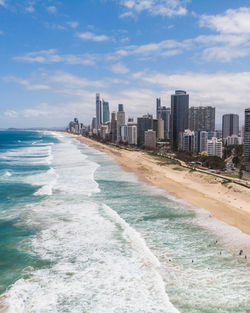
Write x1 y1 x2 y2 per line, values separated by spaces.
0 130 249 313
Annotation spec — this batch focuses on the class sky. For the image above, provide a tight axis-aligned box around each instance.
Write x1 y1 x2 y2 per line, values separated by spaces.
1 0 250 129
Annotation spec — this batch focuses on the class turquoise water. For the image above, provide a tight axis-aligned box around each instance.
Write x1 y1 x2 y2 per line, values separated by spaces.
0 131 249 312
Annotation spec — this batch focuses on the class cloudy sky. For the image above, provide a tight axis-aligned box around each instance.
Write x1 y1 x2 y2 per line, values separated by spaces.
1 0 250 128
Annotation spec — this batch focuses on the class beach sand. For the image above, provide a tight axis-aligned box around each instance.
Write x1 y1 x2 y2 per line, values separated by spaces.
69 134 250 238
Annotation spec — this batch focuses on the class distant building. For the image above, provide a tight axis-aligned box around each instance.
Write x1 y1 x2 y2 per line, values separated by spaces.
156 98 162 119
189 106 215 132
171 90 189 150
207 137 223 158
96 93 102 127
121 125 128 142
118 104 124 112
179 129 195 152
92 117 97 130
208 130 222 140
155 98 171 138
137 114 153 146
225 135 243 146
128 125 137 145
244 108 250 171
153 119 164 140
102 100 110 123
145 130 156 149
117 104 125 143
111 111 117 142
100 125 109 140
222 114 239 138
196 131 208 153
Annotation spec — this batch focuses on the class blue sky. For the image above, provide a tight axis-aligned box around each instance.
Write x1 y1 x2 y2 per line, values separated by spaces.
1 0 250 128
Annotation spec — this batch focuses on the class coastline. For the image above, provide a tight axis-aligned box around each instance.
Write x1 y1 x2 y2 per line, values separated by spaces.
68 134 250 237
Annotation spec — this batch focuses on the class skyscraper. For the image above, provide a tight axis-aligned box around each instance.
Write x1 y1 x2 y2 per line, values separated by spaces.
118 104 124 112
170 90 189 150
153 119 164 140
222 114 239 138
161 106 171 139
96 93 102 127
102 100 110 123
244 108 250 171
116 104 125 143
111 111 117 142
155 98 171 139
137 114 153 146
156 98 161 119
189 106 215 132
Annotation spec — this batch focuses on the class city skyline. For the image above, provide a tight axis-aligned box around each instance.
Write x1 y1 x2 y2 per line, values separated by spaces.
1 0 250 128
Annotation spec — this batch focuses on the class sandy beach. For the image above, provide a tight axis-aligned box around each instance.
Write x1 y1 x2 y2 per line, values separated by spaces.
68 134 250 237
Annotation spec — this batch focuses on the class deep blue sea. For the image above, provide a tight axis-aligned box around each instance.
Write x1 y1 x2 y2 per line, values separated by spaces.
0 130 249 313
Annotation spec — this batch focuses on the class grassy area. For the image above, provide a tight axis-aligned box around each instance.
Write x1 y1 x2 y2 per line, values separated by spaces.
172 167 185 171
147 152 181 166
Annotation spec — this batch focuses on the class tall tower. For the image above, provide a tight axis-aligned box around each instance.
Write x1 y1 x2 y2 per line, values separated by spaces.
170 90 189 150
102 100 110 123
244 108 250 171
222 114 239 138
117 104 125 143
96 93 102 128
156 98 161 119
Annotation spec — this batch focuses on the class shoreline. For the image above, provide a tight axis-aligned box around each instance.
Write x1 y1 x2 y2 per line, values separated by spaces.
67 134 250 238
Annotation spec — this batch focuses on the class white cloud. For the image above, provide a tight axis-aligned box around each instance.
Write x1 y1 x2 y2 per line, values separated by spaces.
14 49 96 65
4 110 19 118
200 7 250 34
0 0 6 7
110 63 130 74
3 76 50 90
115 39 189 58
115 7 250 63
198 8 250 62
47 6 56 14
25 6 35 13
133 70 250 121
77 31 110 42
48 72 105 89
67 21 79 29
120 0 188 17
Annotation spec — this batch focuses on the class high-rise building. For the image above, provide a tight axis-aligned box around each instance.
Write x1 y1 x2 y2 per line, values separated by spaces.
222 114 239 138
195 131 208 153
156 98 161 119
207 137 223 158
111 111 117 142
96 93 102 127
179 129 195 152
137 114 153 145
118 104 124 112
156 98 171 138
128 125 137 145
117 104 125 143
244 108 250 171
189 106 215 132
102 100 110 123
121 125 128 142
161 107 171 139
153 119 164 140
91 117 97 130
145 130 156 149
170 90 189 150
